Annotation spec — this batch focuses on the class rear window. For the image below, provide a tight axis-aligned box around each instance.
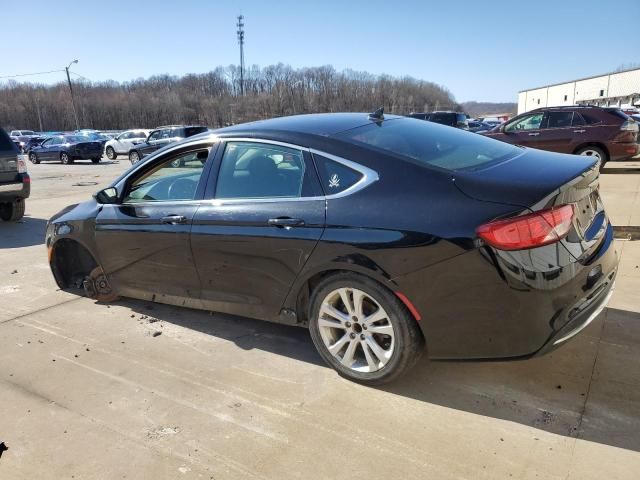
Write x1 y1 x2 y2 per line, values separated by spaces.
0 130 18 151
426 113 455 125
607 109 630 121
335 118 521 171
185 126 208 137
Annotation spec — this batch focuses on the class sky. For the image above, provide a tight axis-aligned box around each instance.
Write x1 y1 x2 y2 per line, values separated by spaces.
1 0 639 103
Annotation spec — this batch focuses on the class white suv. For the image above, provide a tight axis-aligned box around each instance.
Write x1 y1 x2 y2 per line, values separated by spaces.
104 129 150 160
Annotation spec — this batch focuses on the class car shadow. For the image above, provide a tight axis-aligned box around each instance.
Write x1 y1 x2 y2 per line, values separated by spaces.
0 216 48 248
114 298 640 453
119 297 324 367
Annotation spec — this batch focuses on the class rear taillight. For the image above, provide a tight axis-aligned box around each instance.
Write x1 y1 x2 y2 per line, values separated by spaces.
476 205 574 251
16 154 28 174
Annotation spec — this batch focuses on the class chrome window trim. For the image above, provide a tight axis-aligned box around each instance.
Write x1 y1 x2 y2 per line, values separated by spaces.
108 136 379 207
206 138 379 204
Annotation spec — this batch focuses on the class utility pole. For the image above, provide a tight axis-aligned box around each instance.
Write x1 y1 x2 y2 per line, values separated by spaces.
65 59 80 130
236 15 245 96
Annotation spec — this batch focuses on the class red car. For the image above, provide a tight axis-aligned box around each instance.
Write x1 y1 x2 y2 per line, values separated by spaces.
483 106 639 168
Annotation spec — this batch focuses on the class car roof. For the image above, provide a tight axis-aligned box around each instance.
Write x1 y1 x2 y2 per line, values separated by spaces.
214 113 404 137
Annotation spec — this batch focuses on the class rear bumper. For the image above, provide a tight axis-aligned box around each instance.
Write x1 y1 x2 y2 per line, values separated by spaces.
609 141 639 161
535 270 616 356
399 222 620 360
0 175 30 201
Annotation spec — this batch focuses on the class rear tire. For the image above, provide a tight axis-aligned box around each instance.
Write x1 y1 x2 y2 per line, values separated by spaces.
576 146 607 172
105 146 117 160
129 150 140 164
29 152 40 164
61 152 73 165
91 157 101 164
0 199 25 222
308 272 424 385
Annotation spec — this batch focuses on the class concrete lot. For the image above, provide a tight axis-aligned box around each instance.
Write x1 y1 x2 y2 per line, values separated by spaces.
0 156 639 479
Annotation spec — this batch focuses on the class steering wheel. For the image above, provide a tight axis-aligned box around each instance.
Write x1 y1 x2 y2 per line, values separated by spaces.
168 178 197 200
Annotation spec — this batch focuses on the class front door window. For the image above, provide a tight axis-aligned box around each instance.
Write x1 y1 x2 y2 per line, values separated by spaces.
505 113 543 132
124 150 208 203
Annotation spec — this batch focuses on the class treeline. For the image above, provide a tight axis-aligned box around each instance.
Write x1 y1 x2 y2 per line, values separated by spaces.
0 64 460 131
461 101 517 117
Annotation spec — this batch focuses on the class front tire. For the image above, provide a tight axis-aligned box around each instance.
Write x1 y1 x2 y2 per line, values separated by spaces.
576 146 608 172
105 146 117 160
129 150 140 164
29 152 40 164
309 273 424 385
0 199 25 222
91 157 101 164
60 152 73 165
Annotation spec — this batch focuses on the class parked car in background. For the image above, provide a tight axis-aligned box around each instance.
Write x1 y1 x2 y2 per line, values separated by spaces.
408 111 469 130
483 106 639 168
22 135 49 153
128 125 209 163
78 131 111 149
10 130 40 152
0 128 29 221
104 129 150 160
28 134 104 164
478 118 503 127
468 121 494 133
47 112 618 384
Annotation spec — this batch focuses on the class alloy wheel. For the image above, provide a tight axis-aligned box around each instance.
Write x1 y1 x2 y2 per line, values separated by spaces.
130 151 139 164
578 149 602 161
317 287 395 373
106 147 115 160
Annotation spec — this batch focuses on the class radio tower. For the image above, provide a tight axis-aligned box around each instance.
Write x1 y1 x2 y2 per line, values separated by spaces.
236 15 245 96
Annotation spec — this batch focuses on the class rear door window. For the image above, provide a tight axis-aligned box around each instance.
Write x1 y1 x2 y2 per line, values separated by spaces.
571 112 586 126
335 118 521 171
543 111 573 129
215 142 306 199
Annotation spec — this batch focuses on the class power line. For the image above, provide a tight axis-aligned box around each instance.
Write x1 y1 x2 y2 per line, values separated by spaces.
0 69 65 80
70 71 92 82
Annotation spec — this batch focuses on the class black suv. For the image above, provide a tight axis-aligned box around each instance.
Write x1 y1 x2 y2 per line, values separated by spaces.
128 125 209 163
0 128 30 221
408 111 469 130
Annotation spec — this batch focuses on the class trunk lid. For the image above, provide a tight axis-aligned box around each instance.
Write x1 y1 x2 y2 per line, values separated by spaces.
454 148 605 261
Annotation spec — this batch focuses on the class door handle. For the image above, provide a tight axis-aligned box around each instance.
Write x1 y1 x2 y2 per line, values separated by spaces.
528 132 540 136
573 129 586 133
161 215 187 224
268 217 305 227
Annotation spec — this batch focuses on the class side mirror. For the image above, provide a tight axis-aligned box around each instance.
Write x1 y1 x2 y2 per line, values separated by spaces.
95 187 119 204
499 124 507 133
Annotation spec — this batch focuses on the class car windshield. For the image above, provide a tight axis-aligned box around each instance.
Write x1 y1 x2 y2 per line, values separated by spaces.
22 131 36 135
335 117 521 171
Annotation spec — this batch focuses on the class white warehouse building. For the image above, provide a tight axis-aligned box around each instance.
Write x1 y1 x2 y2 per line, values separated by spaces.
518 67 640 114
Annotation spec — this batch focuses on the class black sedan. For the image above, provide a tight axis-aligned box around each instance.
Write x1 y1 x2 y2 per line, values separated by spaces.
46 112 618 384
28 135 104 164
